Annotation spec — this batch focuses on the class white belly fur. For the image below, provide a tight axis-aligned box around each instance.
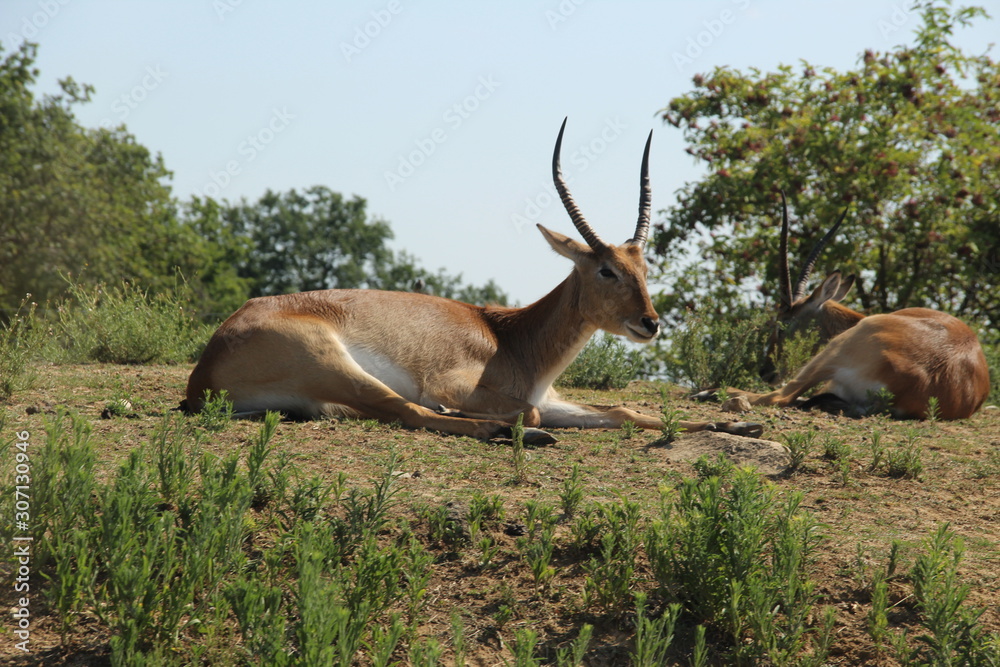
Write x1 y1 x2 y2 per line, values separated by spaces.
345 344 422 404
828 367 885 404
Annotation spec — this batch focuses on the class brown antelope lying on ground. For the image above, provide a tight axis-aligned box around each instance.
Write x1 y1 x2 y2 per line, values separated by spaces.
185 119 763 444
695 195 990 420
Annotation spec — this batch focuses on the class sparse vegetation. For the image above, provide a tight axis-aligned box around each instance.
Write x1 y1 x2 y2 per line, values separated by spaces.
558 332 643 390
1 367 999 665
655 302 771 391
49 280 209 365
0 298 44 399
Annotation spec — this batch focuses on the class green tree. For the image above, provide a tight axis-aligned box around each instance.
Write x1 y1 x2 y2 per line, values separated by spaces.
0 42 178 314
651 1 999 335
175 196 253 318
226 186 507 305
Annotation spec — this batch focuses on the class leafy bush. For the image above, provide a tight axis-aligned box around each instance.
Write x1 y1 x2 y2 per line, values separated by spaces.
647 468 829 664
558 332 644 390
0 298 45 399
980 336 1000 407
656 303 772 392
49 280 210 364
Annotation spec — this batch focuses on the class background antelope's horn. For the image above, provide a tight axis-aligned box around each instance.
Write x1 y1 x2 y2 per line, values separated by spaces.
778 191 793 307
793 206 849 301
552 117 608 252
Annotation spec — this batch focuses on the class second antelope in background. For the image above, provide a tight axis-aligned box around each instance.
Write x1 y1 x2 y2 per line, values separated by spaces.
696 193 990 420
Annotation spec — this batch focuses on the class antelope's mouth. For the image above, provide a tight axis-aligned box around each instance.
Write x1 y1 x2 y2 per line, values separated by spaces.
625 323 659 343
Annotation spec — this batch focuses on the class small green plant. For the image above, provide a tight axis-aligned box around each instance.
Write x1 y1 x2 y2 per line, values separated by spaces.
821 435 852 462
631 592 680 667
469 491 505 525
451 611 467 667
569 504 604 555
907 523 1000 665
519 525 556 590
523 500 558 541
866 431 887 472
866 387 897 416
420 502 469 549
692 625 709 667
196 389 234 432
783 431 815 471
692 452 735 479
558 332 643 389
925 395 941 422
619 420 639 440
555 623 593 667
659 389 686 443
582 498 643 613
647 469 824 663
868 570 890 648
508 627 542 667
247 411 281 508
885 433 924 479
559 464 585 516
823 437 854 485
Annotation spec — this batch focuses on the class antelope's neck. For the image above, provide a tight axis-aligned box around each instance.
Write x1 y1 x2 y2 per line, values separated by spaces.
820 300 866 341
486 274 596 384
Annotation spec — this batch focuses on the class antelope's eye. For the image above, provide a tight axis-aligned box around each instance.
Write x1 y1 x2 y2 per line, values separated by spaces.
598 267 617 279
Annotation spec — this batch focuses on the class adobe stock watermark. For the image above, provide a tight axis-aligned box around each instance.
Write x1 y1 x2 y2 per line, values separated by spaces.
510 117 627 233
672 0 751 72
341 0 403 63
200 107 296 199
383 75 501 192
11 429 33 654
545 0 585 30
876 3 913 40
5 0 71 44
212 0 246 21
98 65 168 128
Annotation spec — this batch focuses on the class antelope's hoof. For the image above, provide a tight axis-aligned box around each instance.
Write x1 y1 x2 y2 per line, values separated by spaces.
522 427 558 446
717 421 764 438
692 389 720 402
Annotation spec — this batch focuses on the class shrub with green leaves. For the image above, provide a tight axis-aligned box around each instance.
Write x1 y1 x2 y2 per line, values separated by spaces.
655 302 771 392
558 332 644 389
980 336 1000 406
647 467 828 664
0 298 45 399
49 279 209 364
903 524 1000 665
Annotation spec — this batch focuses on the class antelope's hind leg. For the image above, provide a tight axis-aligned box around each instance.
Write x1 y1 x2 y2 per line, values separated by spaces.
303 349 557 443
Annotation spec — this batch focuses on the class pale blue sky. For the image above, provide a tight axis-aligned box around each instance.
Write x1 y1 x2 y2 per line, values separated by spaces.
3 1 996 305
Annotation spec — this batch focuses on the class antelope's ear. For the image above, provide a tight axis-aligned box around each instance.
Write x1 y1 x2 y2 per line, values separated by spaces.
803 271 845 312
537 224 591 261
831 273 856 302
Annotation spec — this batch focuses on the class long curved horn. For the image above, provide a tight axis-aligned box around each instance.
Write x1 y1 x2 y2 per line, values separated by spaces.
792 206 849 301
777 191 793 308
552 117 607 252
629 130 653 247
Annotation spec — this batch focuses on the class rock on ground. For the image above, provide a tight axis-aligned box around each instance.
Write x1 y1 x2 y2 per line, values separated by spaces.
660 431 790 476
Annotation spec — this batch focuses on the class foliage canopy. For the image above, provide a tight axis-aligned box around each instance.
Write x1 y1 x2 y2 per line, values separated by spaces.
651 1 999 341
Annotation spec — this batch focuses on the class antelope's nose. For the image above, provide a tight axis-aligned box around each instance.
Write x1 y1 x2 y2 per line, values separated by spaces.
641 317 660 337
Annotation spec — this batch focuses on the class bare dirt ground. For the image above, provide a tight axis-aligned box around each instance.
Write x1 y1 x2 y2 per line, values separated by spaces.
1 363 998 665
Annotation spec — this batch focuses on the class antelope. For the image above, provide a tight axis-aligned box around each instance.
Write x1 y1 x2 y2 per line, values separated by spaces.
695 194 990 420
185 118 763 444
